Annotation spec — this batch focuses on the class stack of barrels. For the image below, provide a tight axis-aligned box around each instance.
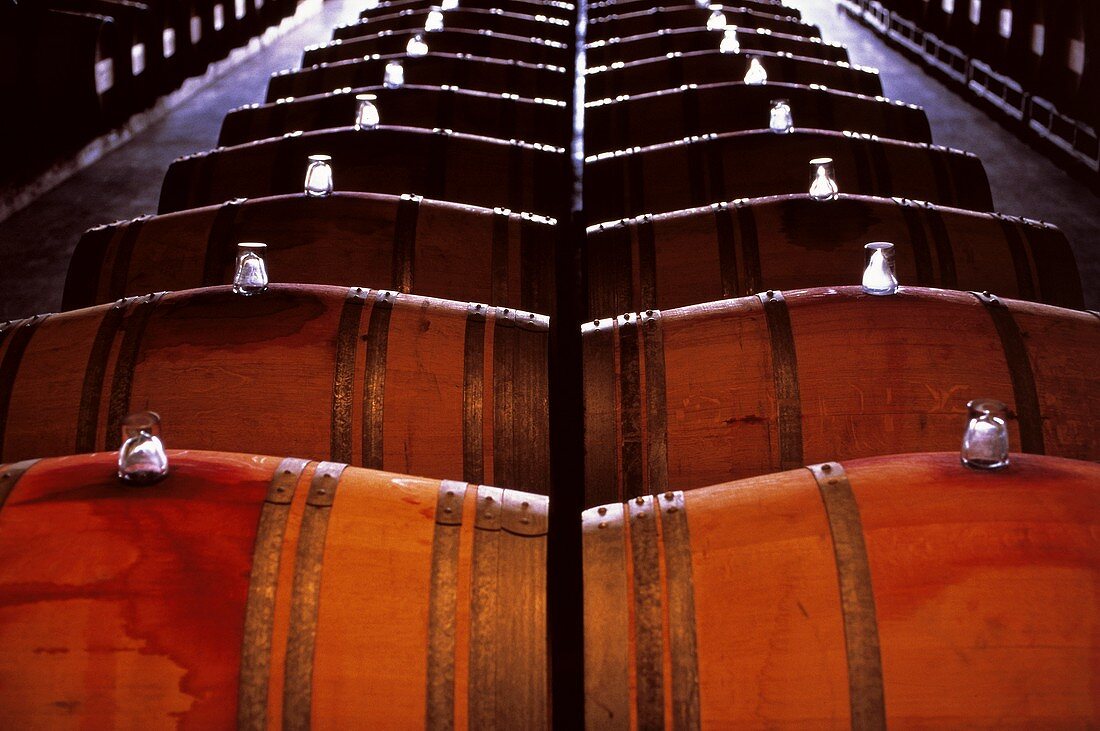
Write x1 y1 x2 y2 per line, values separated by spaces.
0 0 1096 727
837 0 1098 176
1 0 314 189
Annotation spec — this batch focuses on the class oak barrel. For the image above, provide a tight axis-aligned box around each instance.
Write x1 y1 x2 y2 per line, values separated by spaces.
335 7 574 44
359 0 573 21
0 451 548 728
266 52 569 105
585 26 848 66
220 85 570 148
65 193 556 314
585 194 1083 317
586 50 882 99
303 28 569 67
584 129 993 221
587 6 818 42
585 82 932 153
583 452 1100 728
582 286 1099 506
589 0 797 20
158 127 568 218
0 285 550 494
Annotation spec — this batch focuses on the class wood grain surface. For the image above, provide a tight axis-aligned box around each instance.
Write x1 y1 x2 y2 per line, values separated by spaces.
587 5 818 41
266 51 570 104
66 192 557 315
0 451 549 728
585 193 1082 318
586 49 882 99
158 126 569 219
219 84 571 147
0 285 551 494
583 452 1100 728
582 285 1098 505
585 82 931 153
584 128 993 222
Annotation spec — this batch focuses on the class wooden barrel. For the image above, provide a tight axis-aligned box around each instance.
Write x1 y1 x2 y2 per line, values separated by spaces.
587 6 819 42
360 0 573 21
586 50 882 99
0 285 550 494
0 450 549 728
220 84 570 148
266 53 570 104
582 452 1099 728
584 129 993 222
158 127 569 218
335 8 574 44
586 26 848 67
590 0 797 20
585 194 1083 317
65 192 557 314
303 28 570 67
581 286 1098 506
585 82 931 153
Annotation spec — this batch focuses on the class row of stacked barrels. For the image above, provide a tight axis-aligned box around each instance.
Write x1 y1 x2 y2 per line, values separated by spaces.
0 0 1096 727
868 0 1098 127
0 0 311 189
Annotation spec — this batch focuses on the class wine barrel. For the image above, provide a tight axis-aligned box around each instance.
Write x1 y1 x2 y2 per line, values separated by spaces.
586 50 882 99
586 26 848 67
0 285 550 494
585 194 1083 317
584 129 993 222
581 286 1098 506
582 452 1099 728
585 82 931 153
360 0 573 22
219 85 570 148
589 0 797 20
158 127 569 218
49 0 165 112
0 451 548 728
65 192 557 314
266 53 569 104
335 7 574 44
587 6 819 42
303 27 570 67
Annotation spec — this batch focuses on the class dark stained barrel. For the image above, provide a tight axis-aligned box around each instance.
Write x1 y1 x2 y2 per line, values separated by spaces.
585 82 932 152
266 52 570 104
65 192 556 314
220 85 570 147
0 285 550 494
585 26 848 66
585 193 1083 317
0 451 549 728
584 129 994 221
360 0 573 21
158 127 569 218
587 5 818 42
303 27 569 67
583 452 1100 728
586 50 883 99
589 0 791 19
593 0 797 18
581 286 1099 506
335 7 574 44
